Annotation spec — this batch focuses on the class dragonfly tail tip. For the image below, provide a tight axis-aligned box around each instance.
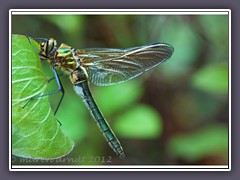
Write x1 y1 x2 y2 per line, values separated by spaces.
120 154 127 160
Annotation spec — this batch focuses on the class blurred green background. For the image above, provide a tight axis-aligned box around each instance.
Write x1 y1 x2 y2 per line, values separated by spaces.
12 14 229 165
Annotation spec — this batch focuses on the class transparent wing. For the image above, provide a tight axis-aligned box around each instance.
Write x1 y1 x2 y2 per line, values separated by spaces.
77 43 174 86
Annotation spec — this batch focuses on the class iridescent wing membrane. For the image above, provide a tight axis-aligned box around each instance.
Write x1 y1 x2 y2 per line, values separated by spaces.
77 43 174 86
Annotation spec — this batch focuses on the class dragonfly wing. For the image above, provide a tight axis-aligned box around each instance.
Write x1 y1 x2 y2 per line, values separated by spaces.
77 43 174 86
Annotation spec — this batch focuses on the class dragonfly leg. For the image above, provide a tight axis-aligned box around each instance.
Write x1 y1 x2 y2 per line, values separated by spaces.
22 65 65 117
47 72 65 83
25 36 49 54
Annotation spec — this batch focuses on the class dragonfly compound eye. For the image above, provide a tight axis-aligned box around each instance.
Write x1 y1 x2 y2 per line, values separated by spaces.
46 39 57 55
40 38 57 60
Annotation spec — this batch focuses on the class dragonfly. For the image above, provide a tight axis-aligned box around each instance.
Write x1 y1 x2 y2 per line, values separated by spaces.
24 37 174 159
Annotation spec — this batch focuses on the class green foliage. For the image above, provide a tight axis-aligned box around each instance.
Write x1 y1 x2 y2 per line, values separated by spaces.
199 15 228 54
40 15 85 46
93 80 143 116
12 34 74 159
158 17 202 77
191 64 228 94
115 104 163 139
167 124 228 161
54 91 88 142
41 15 83 34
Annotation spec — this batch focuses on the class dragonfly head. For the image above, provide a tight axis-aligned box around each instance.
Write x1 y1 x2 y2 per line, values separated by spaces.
26 36 58 61
39 38 58 61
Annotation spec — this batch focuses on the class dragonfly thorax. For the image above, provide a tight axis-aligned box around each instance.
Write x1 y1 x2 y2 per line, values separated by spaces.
51 43 79 73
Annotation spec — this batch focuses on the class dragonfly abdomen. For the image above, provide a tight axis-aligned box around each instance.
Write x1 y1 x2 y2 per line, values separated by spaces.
73 81 126 159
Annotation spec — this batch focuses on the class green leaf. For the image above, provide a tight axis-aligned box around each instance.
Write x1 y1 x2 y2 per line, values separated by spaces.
191 64 228 94
114 104 163 139
12 34 74 159
167 124 228 161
